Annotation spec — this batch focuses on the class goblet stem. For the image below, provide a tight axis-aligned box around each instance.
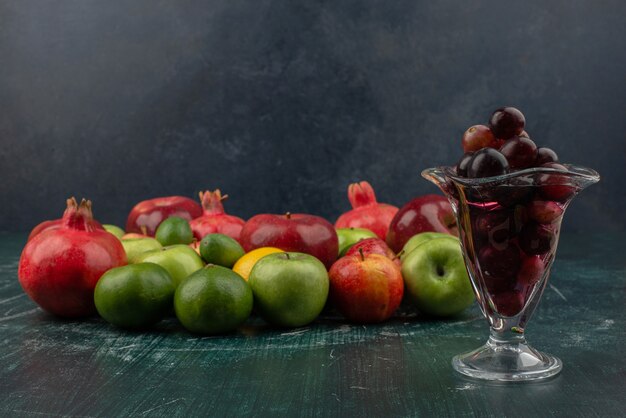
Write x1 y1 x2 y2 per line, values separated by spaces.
488 326 526 347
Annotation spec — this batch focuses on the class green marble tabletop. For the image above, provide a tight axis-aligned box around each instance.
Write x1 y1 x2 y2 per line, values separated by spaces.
0 232 624 417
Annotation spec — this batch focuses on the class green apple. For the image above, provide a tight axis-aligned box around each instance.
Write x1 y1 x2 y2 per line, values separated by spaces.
400 232 458 260
401 237 474 317
122 237 163 264
103 224 125 239
136 245 204 288
248 252 329 327
336 228 377 257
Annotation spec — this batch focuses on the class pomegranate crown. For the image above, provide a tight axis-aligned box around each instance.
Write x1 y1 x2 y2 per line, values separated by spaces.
347 181 378 208
199 189 228 215
62 197 97 231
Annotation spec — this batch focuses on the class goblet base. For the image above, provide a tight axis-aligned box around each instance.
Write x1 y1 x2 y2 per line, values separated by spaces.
452 335 562 382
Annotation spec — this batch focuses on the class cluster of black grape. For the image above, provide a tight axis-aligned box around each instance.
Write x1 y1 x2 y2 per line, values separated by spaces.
453 107 577 317
456 107 563 179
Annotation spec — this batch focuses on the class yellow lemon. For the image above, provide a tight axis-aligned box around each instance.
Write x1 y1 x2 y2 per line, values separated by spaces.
232 247 284 280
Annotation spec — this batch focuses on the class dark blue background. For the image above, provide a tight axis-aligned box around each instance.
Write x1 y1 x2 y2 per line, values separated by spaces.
1 1 624 232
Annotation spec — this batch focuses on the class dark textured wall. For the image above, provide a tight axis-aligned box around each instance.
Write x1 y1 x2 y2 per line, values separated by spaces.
1 1 624 232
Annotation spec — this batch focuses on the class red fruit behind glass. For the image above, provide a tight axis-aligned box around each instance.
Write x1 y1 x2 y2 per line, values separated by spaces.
454 172 567 317
519 222 558 256
125 196 202 236
478 244 521 292
189 190 246 243
18 198 127 317
472 209 519 249
335 181 398 240
491 290 526 317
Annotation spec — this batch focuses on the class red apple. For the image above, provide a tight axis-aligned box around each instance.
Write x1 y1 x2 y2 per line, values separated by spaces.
386 195 457 253
335 181 398 240
240 213 338 269
329 252 404 323
125 196 202 236
345 238 400 267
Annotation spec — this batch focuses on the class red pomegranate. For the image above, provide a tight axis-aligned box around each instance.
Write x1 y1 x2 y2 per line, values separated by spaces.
189 190 246 242
28 218 103 242
335 181 398 240
125 195 202 236
18 198 127 317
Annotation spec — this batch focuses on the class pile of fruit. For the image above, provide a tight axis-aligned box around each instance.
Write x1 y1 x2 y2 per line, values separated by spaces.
18 106 568 334
18 185 472 334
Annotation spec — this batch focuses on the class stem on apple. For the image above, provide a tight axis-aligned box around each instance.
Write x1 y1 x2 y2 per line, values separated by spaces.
285 212 291 219
285 253 290 260
358 248 365 261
